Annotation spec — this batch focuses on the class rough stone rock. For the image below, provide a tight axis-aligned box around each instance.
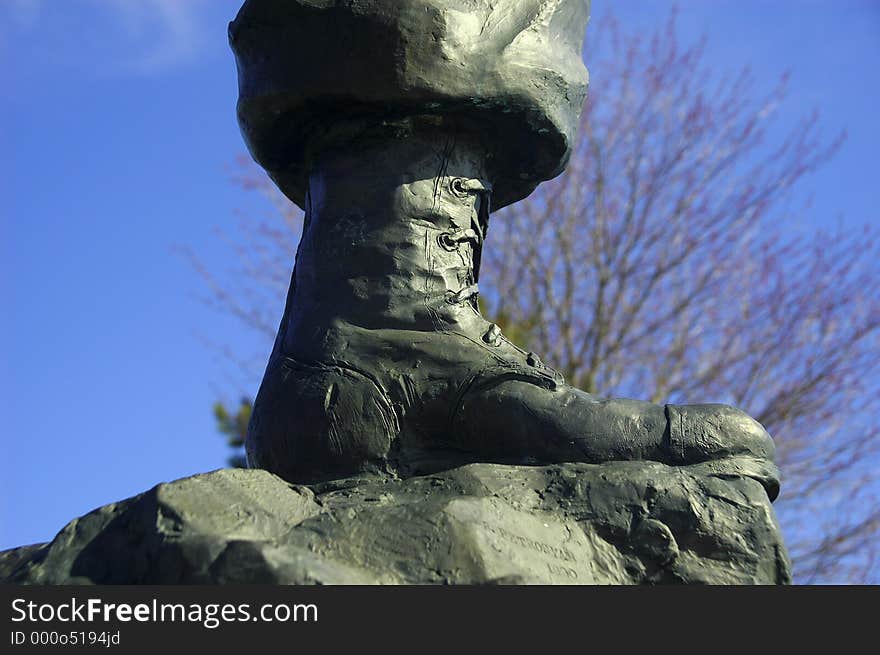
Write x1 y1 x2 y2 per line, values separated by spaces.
0 460 790 585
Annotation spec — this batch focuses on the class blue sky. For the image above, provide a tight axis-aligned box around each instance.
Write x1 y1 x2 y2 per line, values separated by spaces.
2 0 878 551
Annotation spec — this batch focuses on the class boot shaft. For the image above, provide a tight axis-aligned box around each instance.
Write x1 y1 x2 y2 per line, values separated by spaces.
283 126 494 355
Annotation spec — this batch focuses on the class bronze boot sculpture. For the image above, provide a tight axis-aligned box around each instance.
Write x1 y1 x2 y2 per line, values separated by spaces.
0 0 789 588
230 0 779 496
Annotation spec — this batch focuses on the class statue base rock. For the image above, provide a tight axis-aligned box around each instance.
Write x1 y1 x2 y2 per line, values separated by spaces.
1 460 790 585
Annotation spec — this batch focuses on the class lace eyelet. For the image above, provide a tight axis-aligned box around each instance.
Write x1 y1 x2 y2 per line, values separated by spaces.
438 232 459 251
449 177 469 199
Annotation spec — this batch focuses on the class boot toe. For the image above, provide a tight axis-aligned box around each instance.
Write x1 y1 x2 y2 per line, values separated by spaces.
665 403 776 464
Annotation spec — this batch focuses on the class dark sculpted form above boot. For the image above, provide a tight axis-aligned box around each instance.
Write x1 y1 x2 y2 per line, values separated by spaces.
230 0 779 497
